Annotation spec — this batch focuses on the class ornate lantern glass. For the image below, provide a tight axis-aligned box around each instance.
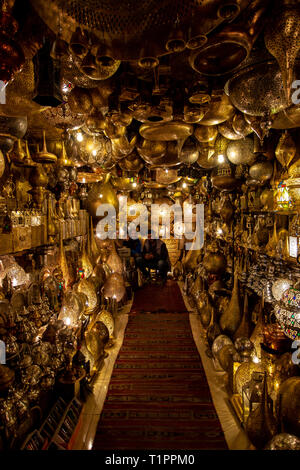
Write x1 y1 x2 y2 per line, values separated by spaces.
242 371 264 423
274 287 300 341
272 278 293 302
274 181 292 211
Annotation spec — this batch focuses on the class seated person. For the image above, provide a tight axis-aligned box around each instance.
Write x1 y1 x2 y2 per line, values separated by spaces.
123 237 142 259
135 229 171 283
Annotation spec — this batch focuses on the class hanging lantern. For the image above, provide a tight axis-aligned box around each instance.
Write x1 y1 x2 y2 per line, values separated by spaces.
275 131 296 174
272 278 293 302
264 2 300 103
227 137 256 166
86 175 119 223
32 39 63 107
103 273 126 302
274 286 300 341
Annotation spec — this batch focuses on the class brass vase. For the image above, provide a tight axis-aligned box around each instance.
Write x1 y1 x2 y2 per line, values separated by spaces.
219 270 242 338
206 305 221 348
202 240 227 275
234 290 252 340
246 372 278 449
79 234 94 279
90 216 100 263
57 141 73 167
58 225 71 289
219 195 234 225
199 296 214 329
35 130 57 164
250 296 265 360
183 237 202 272
47 197 57 243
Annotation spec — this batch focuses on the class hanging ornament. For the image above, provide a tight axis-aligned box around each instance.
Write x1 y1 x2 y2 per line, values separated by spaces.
178 136 199 164
232 113 253 137
264 1 300 104
275 131 296 174
244 114 272 145
226 137 256 166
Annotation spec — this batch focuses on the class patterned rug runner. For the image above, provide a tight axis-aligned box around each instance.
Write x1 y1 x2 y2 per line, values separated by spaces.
92 285 227 450
130 280 188 313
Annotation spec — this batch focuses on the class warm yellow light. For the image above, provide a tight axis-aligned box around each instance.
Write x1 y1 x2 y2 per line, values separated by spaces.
252 356 260 364
182 182 187 189
76 131 83 142
218 154 225 164
132 182 137 188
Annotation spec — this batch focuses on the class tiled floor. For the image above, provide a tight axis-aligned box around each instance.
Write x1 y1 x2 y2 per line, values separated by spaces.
72 285 251 450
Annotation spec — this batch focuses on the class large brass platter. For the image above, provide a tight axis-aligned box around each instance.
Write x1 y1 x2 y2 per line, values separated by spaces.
139 121 193 141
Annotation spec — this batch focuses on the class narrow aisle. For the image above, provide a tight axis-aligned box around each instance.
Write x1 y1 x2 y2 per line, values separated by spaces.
92 283 227 450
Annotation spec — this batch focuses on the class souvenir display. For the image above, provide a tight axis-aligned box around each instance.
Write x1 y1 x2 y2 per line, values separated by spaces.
0 0 298 453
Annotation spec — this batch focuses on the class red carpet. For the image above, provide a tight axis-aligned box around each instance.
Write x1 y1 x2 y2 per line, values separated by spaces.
130 280 188 313
92 282 227 450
